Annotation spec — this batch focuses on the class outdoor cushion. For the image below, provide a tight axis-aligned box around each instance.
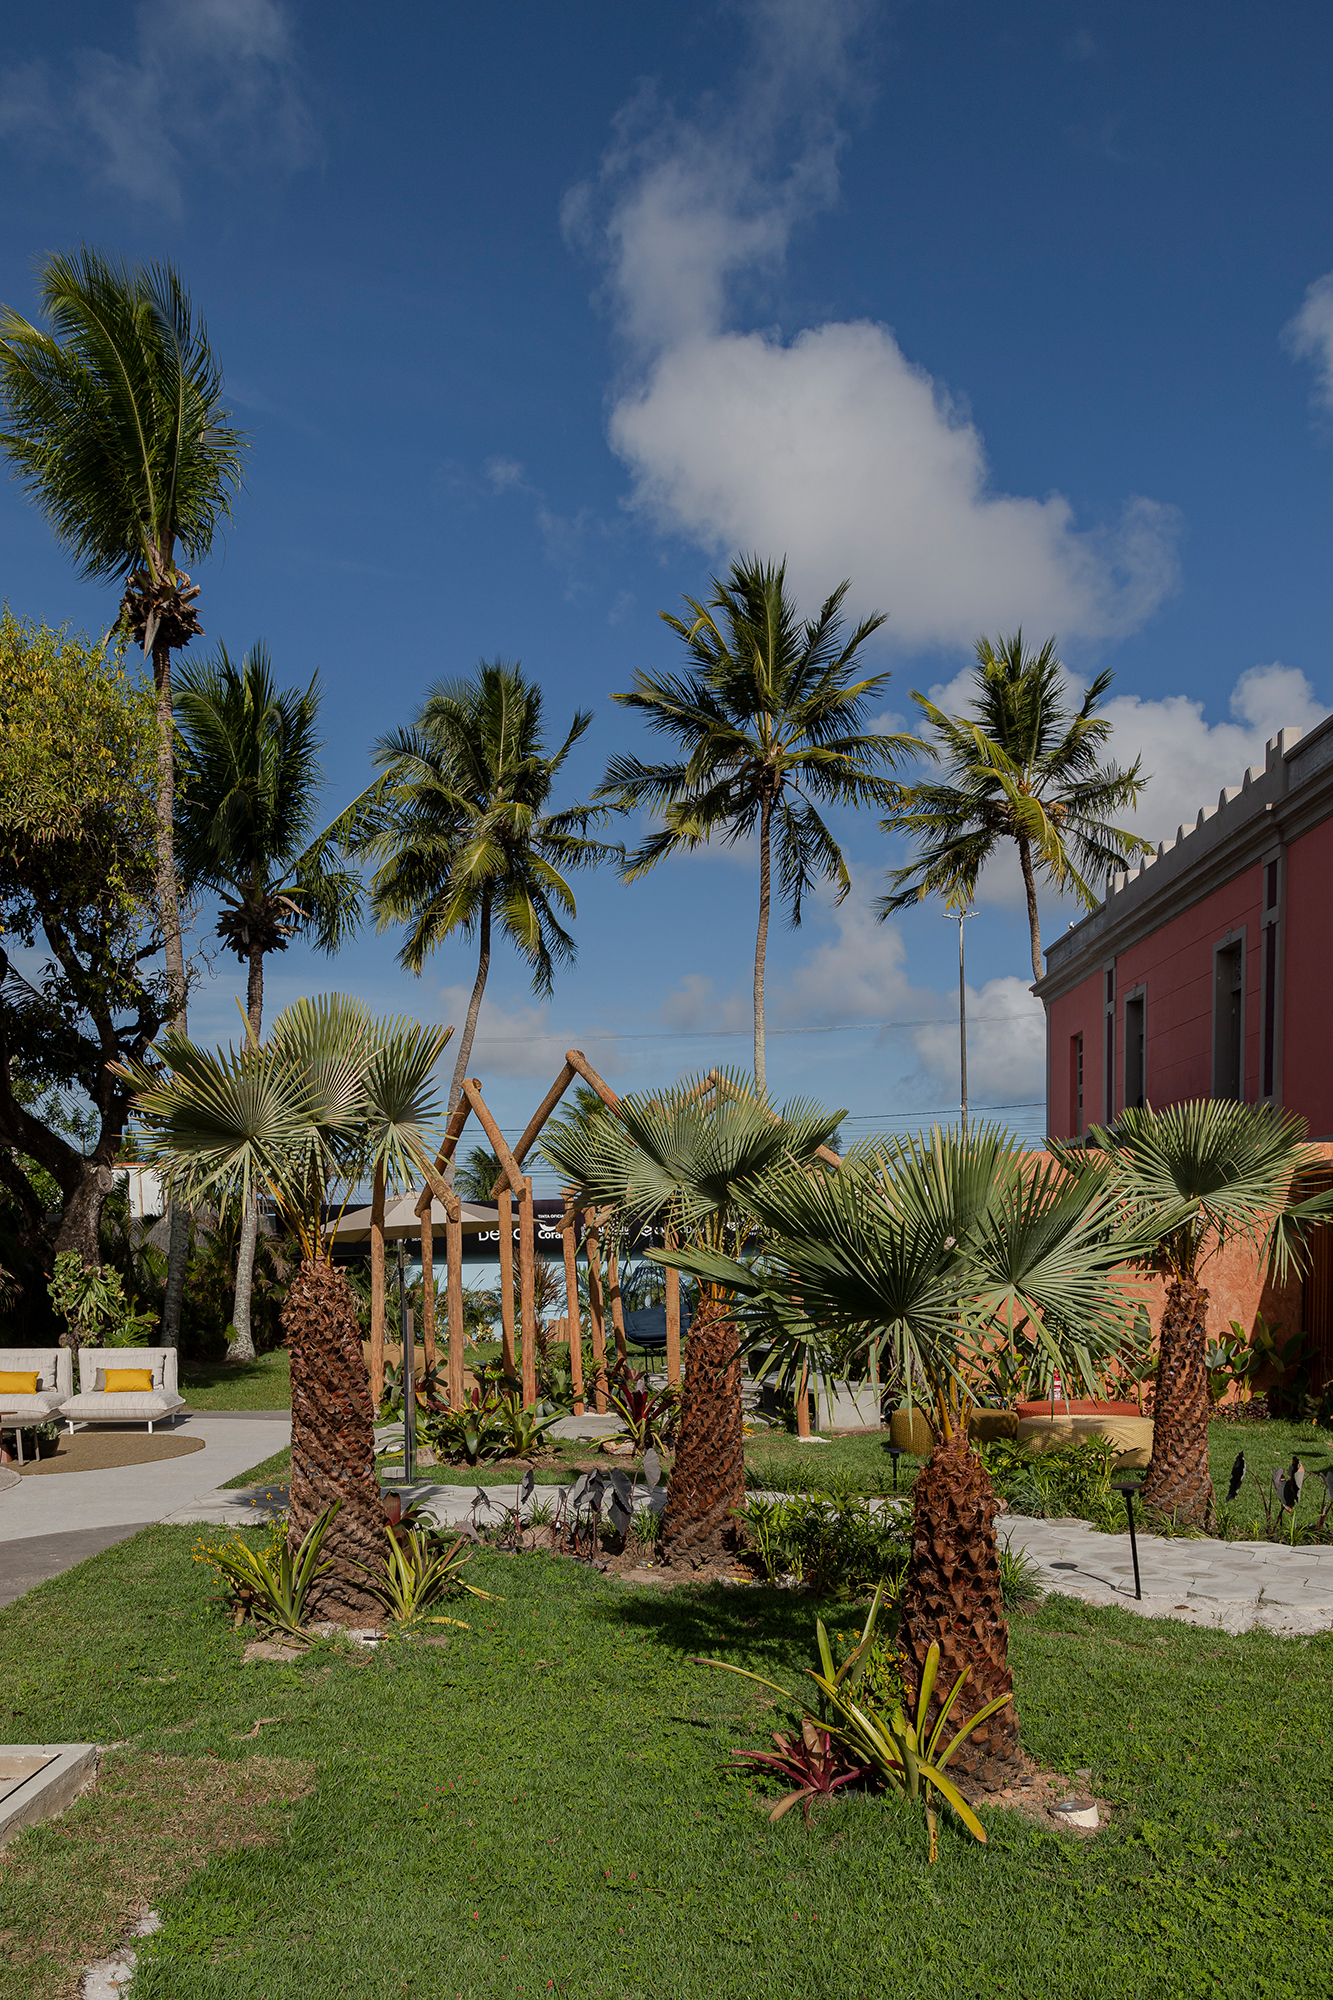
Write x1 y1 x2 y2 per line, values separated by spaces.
76 1346 178 1398
60 1388 185 1421
0 1348 73 1398
100 1368 154 1392
0 1391 66 1418
0 1372 38 1394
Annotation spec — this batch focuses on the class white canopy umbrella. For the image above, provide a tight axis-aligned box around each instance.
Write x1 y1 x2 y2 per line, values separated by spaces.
323 1190 498 1243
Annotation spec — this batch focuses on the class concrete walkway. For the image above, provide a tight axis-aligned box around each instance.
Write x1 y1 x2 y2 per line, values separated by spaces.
996 1511 1333 1636
0 1414 289 1601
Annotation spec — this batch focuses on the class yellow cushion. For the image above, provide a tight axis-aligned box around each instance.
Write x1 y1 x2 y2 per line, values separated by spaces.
102 1368 154 1393
0 1370 38 1393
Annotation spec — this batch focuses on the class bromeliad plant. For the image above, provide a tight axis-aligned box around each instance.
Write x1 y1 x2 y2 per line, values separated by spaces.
356 1526 496 1626
608 1367 679 1452
195 1503 340 1637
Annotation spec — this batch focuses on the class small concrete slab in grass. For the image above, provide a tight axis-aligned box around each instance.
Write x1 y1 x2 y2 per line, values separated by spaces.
0 1744 99 1848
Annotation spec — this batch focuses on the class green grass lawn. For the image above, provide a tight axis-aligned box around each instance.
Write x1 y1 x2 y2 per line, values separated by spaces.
0 1526 1327 1999
181 1349 290 1410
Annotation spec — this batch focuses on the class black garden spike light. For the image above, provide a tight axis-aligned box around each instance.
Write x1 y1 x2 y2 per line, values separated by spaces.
1110 1475 1143 1599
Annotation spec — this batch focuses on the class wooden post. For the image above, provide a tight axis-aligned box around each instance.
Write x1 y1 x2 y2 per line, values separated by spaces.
518 1175 537 1406
497 1188 516 1381
608 1231 627 1369
446 1193 465 1410
369 1161 386 1409
796 1357 812 1437
562 1202 584 1416
665 1248 681 1391
586 1215 607 1413
419 1195 437 1372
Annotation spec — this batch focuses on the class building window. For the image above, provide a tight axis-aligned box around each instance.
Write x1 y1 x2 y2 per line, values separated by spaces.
1124 993 1145 1110
1103 966 1116 1122
1263 923 1278 1098
1071 1034 1084 1138
1213 939 1244 1101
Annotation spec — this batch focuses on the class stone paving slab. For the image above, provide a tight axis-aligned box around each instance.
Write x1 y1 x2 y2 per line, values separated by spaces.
996 1512 1333 1635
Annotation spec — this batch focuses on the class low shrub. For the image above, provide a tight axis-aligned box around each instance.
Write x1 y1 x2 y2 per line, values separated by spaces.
979 1435 1122 1531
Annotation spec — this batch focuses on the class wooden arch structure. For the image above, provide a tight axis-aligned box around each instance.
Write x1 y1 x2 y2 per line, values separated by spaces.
389 1047 682 1416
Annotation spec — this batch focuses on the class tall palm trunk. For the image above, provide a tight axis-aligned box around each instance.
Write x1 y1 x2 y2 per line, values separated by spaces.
1141 1276 1216 1529
152 606 190 1344
445 890 492 1178
898 1426 1020 1783
660 1289 745 1567
284 1256 386 1622
753 792 772 1095
1017 834 1043 986
226 941 265 1364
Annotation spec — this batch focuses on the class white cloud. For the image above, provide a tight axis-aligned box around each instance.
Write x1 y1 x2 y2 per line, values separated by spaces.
911 976 1046 1106
1100 660 1329 849
0 0 314 213
438 985 626 1081
661 974 753 1035
1284 272 1333 414
568 0 1180 651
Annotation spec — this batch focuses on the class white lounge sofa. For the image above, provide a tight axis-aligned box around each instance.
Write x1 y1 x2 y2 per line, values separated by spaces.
0 1347 73 1419
59 1347 186 1432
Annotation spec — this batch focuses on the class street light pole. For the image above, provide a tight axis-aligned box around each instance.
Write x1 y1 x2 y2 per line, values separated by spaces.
945 906 977 1133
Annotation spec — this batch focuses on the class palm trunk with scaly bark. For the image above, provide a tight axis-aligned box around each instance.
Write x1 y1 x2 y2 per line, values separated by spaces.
284 1257 386 1623
1141 1276 1216 1529
659 1290 745 1567
153 622 190 1344
1017 834 1043 986
753 793 771 1095
226 941 266 1364
897 1426 1020 1784
444 892 492 1183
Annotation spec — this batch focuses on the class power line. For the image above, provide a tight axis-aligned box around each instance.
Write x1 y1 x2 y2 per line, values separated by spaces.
468 1012 1039 1045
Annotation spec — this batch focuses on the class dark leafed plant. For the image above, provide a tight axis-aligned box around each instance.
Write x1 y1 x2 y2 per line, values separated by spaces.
726 1718 866 1823
117 995 451 1622
608 1367 679 1452
664 1126 1153 1777
540 1071 842 1568
1085 1101 1333 1530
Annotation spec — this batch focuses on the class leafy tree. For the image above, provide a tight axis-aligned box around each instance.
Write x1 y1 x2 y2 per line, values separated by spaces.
366 660 618 1126
174 641 369 1360
1086 1101 1333 1529
455 1144 503 1203
541 1070 841 1566
0 610 167 1274
596 557 908 1093
0 246 248 1342
877 632 1151 983
119 995 452 1619
666 1125 1153 1770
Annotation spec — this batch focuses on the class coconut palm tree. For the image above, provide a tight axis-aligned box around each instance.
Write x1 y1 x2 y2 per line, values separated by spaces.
540 1071 842 1567
1086 1101 1333 1529
174 642 373 1361
117 995 451 1621
0 247 246 1338
659 1126 1153 1776
367 661 619 1130
596 557 911 1094
878 632 1152 984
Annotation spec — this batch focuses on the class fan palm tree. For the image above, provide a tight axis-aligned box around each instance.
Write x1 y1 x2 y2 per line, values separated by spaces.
596 557 911 1094
878 632 1152 984
367 661 619 1131
117 995 451 1621
659 1126 1154 1776
1085 1101 1333 1529
540 1071 842 1566
0 247 246 1338
174 642 374 1361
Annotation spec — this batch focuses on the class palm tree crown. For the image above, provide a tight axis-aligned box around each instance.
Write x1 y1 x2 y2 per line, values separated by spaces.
367 660 618 1117
596 555 912 1093
878 631 1151 983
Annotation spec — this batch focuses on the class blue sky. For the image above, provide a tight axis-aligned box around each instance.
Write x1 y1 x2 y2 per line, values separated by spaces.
3 0 1333 1187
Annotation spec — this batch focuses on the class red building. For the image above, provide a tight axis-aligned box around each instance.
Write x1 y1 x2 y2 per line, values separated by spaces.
1035 715 1333 1140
